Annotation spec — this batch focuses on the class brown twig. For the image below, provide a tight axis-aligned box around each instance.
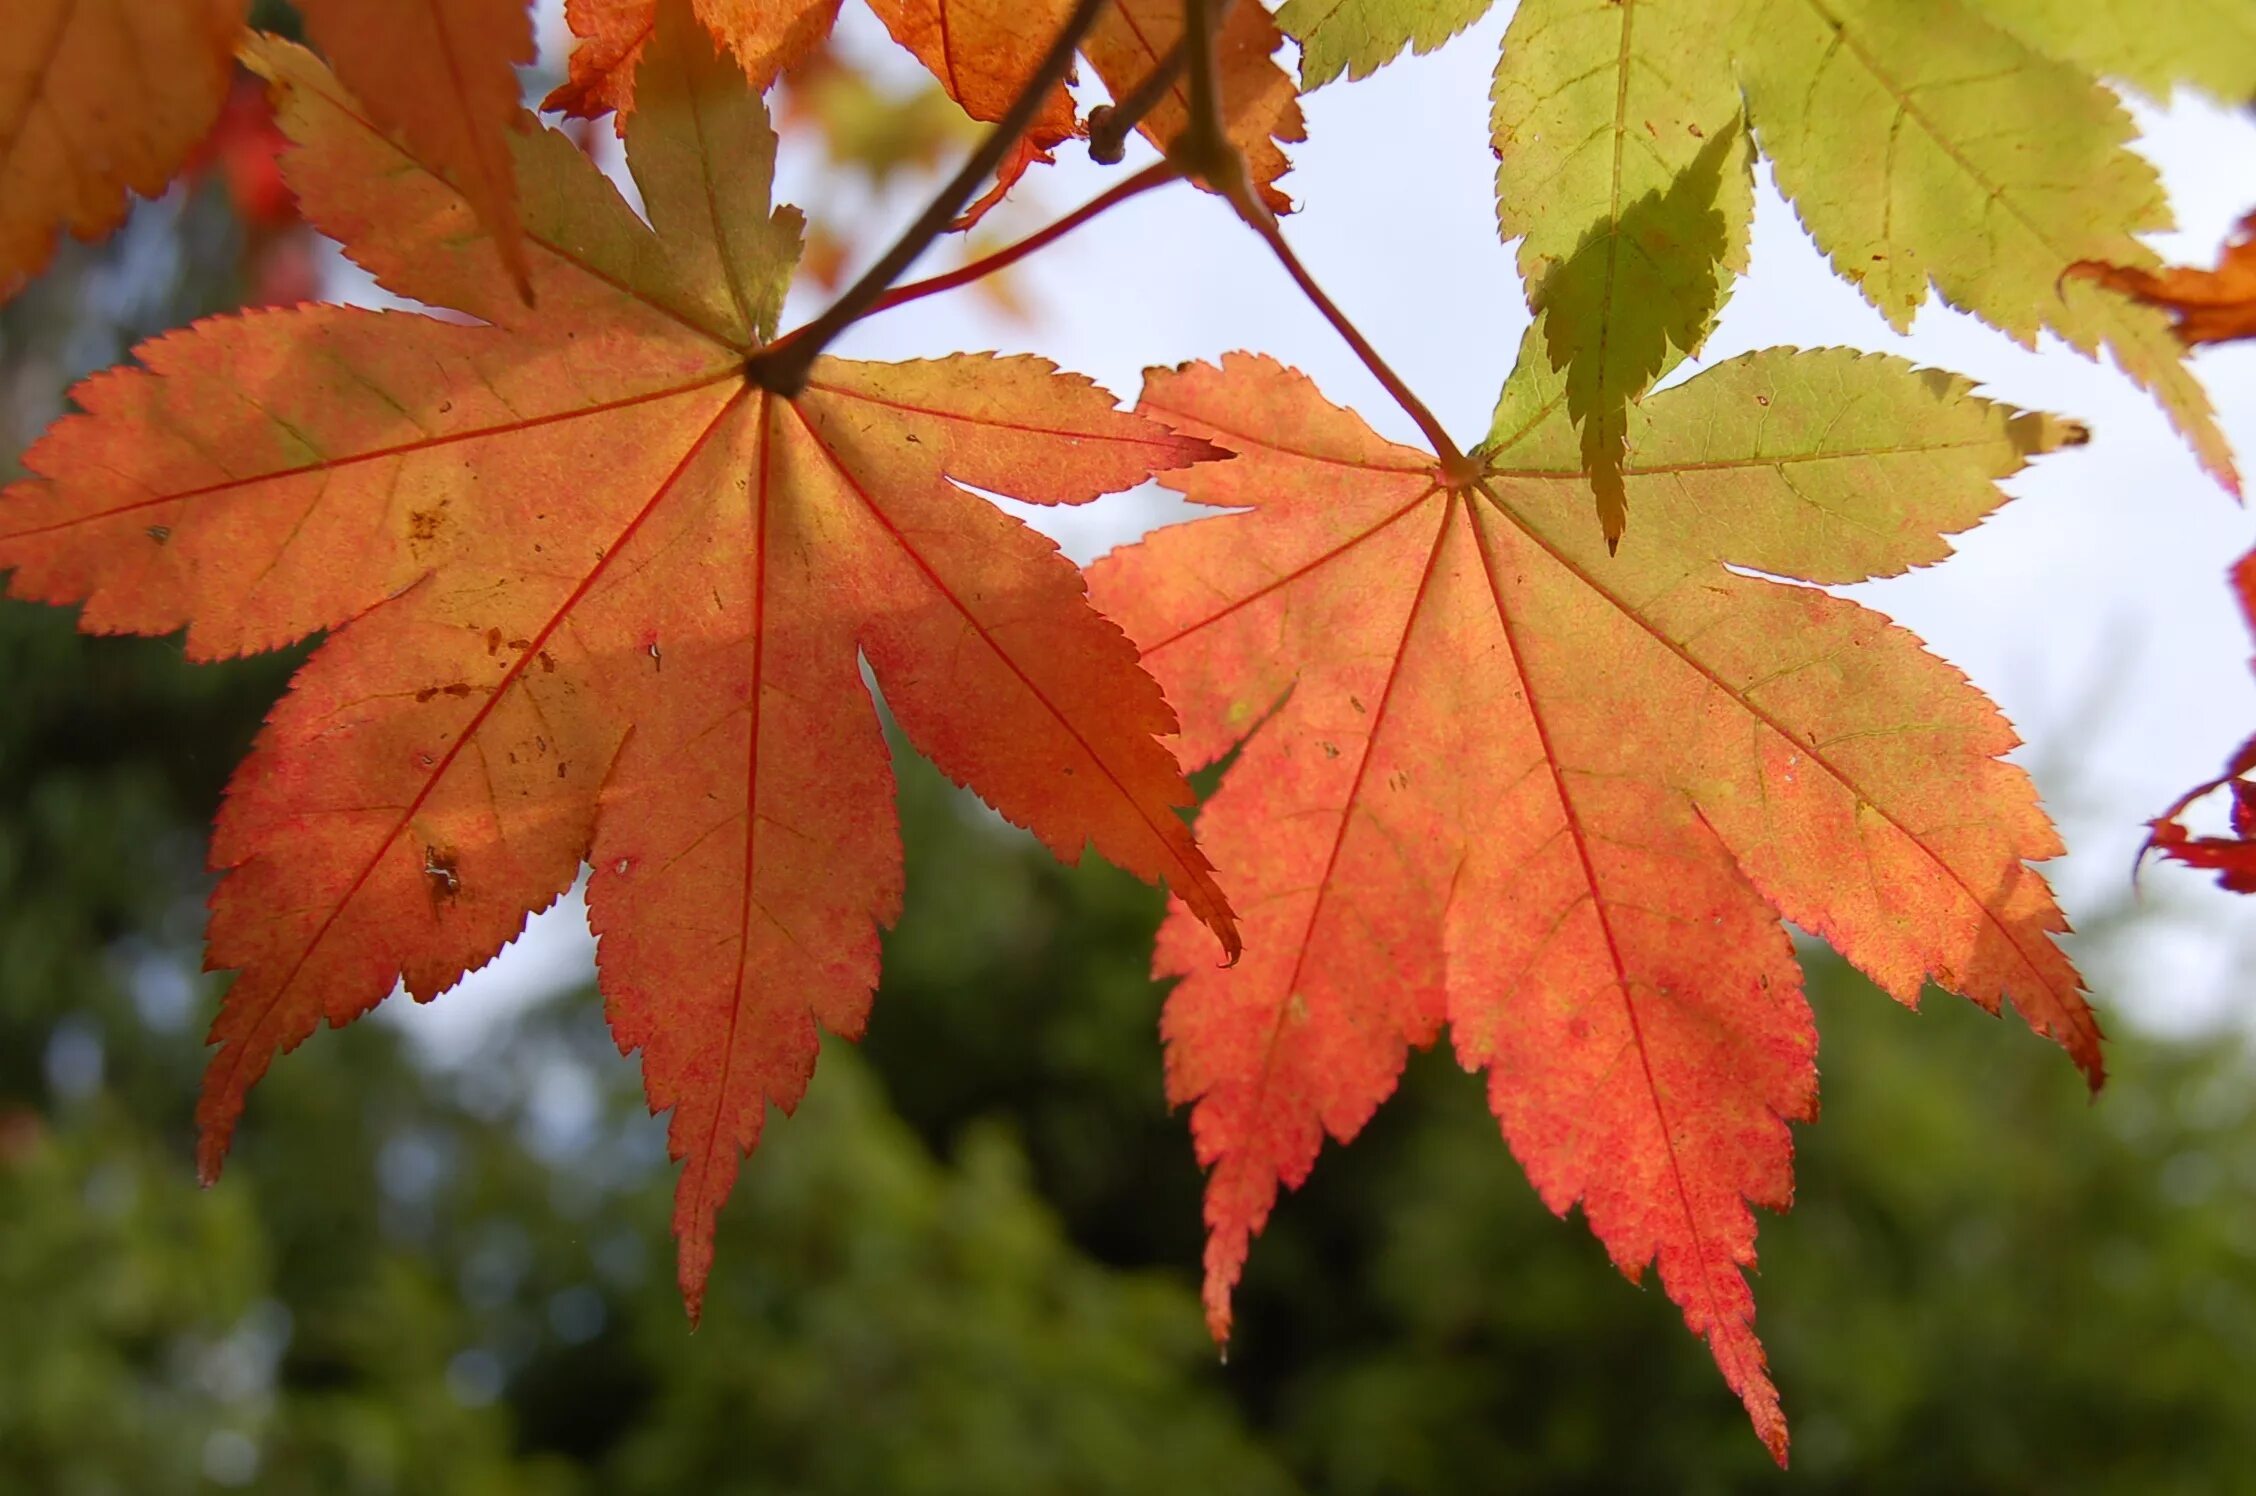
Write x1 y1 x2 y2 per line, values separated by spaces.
749 0 1113 395
1225 187 1473 481
1182 0 1225 135
1088 39 1187 164
866 161 1184 319
1177 0 1469 479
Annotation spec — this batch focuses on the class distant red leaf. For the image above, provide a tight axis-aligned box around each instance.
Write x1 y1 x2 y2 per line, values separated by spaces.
187 75 297 229
2149 550 2256 891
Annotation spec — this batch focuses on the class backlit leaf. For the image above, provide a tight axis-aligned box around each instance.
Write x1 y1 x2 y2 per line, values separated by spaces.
870 0 1308 216
0 0 246 301
1089 333 2098 1462
1279 0 1496 87
1491 0 1752 546
545 0 843 120
1736 0 2237 492
2069 209 2256 347
1966 0 2256 102
296 0 537 299
0 9 1235 1315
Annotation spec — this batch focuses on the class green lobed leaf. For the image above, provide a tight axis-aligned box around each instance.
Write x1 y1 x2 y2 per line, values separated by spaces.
1279 0 1498 87
1966 0 2256 103
1736 0 2237 492
1491 0 1753 545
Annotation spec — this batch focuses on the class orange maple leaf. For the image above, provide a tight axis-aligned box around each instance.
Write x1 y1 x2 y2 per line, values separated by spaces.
545 0 842 121
868 0 1306 217
0 0 247 302
1088 335 2101 1462
2068 209 2256 347
295 0 538 299
558 0 1306 222
862 0 1083 227
0 11 1235 1316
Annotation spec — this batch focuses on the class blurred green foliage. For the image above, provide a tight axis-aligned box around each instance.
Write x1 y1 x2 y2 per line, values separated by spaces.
6 126 2256 1496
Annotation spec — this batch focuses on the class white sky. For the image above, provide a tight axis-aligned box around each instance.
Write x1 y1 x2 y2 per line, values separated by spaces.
383 2 2256 1062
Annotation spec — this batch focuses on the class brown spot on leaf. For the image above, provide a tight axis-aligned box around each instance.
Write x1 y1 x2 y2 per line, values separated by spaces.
423 846 460 899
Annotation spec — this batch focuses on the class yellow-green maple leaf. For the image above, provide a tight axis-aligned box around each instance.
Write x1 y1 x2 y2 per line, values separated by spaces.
1278 0 1495 86
1493 0 1752 547
1737 0 2237 491
1967 0 2256 103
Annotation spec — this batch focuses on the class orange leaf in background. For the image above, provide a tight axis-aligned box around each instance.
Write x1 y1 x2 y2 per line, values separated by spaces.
866 0 1306 219
0 12 1234 1316
1084 0 1304 215
545 0 842 120
1088 337 2100 1461
2149 548 2256 891
296 0 537 299
0 0 247 302
2068 210 2256 347
863 0 1081 227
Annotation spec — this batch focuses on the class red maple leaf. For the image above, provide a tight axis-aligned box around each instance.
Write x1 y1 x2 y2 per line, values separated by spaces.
1089 337 2101 1461
2149 549 2256 892
0 12 1234 1314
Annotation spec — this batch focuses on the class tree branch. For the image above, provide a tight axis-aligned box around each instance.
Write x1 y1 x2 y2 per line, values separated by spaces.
866 161 1183 320
1233 201 1474 481
1182 0 1225 135
748 0 1113 395
1170 0 1467 478
1088 39 1186 164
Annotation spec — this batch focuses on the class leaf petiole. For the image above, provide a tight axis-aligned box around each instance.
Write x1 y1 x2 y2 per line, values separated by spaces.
1225 184 1474 482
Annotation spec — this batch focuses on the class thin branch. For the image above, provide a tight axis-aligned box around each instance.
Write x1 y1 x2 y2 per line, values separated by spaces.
866 161 1183 319
1182 0 1225 134
1088 39 1186 164
1174 0 1467 479
748 0 1113 395
1232 191 1474 481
